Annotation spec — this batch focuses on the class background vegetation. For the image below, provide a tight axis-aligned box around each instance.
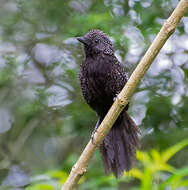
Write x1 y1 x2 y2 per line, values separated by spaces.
0 0 188 189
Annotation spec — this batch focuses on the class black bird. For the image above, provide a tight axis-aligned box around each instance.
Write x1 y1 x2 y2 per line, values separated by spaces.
77 29 140 177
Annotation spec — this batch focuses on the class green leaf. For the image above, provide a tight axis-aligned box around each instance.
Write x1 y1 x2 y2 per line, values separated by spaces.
26 184 54 190
177 179 188 187
141 169 153 190
48 170 68 183
136 151 152 166
161 139 188 162
150 149 161 163
159 167 188 190
126 168 144 179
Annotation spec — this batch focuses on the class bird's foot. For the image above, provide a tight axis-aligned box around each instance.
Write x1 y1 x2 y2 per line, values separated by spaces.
90 117 101 145
113 93 120 102
91 130 97 145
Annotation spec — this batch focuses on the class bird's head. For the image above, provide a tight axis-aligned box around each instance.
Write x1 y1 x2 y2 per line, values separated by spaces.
77 29 114 57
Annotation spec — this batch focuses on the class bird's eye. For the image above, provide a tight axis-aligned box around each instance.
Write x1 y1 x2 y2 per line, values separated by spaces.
95 39 99 43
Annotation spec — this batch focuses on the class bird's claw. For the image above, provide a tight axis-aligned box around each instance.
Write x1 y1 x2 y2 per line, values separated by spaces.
91 117 101 145
113 93 120 102
91 131 97 145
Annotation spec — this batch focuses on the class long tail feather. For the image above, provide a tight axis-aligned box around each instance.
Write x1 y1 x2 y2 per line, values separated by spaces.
99 111 140 177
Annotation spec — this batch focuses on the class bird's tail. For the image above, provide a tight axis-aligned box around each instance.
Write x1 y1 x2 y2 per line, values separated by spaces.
99 111 140 177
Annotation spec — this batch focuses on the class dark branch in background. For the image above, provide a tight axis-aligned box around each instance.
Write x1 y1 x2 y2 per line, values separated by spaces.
61 1 188 190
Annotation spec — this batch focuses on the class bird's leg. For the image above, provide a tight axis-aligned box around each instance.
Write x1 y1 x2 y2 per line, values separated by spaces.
91 116 101 145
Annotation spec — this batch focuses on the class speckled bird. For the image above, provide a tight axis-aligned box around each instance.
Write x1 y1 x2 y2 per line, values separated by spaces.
77 29 140 177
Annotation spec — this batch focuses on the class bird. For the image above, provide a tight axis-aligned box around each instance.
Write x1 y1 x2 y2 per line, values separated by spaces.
77 29 140 177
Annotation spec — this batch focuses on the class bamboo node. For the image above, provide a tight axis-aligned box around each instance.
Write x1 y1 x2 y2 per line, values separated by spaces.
72 163 87 175
164 19 176 34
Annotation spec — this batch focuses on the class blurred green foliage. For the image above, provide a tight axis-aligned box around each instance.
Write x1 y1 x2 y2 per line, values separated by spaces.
24 139 188 190
0 0 188 189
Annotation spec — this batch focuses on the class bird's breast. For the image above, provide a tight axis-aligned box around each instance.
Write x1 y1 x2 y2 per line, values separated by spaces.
86 57 110 78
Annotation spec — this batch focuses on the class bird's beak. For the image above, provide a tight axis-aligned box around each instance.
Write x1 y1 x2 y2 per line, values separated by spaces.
77 36 89 45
